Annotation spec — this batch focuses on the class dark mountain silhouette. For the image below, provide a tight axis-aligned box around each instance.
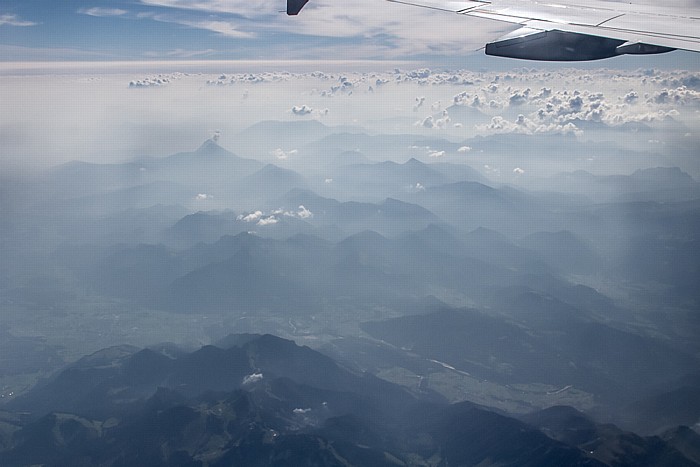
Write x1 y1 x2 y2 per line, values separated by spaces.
521 405 699 467
4 334 690 467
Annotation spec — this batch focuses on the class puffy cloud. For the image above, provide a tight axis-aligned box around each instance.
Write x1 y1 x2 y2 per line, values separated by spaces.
324 178 333 184
476 114 583 137
513 167 525 175
568 95 584 112
435 110 451 129
292 105 313 116
238 210 263 222
623 91 639 104
128 74 180 87
271 205 314 219
428 150 445 158
257 216 278 226
195 193 211 200
295 205 313 219
293 408 312 414
453 91 470 106
509 89 530 106
458 146 471 153
242 372 263 385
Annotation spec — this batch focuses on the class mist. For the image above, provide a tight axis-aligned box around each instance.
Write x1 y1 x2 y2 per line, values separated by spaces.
1 65 700 466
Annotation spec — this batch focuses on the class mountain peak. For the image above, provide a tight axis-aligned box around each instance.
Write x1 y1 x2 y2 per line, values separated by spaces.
195 138 230 156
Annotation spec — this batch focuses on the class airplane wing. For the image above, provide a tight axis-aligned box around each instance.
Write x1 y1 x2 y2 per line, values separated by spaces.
288 0 700 61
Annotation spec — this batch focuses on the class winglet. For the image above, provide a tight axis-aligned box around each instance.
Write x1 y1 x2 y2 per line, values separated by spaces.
287 0 309 15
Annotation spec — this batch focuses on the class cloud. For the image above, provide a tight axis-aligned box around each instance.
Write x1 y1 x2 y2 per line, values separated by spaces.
428 150 445 158
292 105 313 116
271 148 298 160
143 48 216 58
623 91 639 104
128 74 179 87
78 7 128 17
476 114 583 137
139 0 508 60
458 146 471 153
509 90 530 106
178 19 254 38
0 13 37 26
293 408 311 414
242 372 263 385
271 205 314 219
435 111 451 129
238 210 263 222
257 216 278 226
414 96 425 111
513 167 525 175
295 205 313 219
195 193 212 200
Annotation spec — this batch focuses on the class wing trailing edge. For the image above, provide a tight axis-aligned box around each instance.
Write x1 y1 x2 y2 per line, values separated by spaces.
485 28 675 61
287 0 699 61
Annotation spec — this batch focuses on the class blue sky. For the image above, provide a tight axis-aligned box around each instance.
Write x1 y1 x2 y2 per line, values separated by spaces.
0 0 493 63
2 0 698 68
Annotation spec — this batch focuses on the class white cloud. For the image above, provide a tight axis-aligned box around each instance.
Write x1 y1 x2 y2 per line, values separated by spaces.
0 13 37 26
195 193 212 200
140 0 509 59
293 408 312 414
257 216 278 226
296 205 313 219
428 150 445 158
458 146 471 153
180 19 254 38
292 105 313 116
78 7 128 17
272 205 313 219
144 48 216 58
242 372 263 385
128 74 180 87
238 210 263 222
513 167 525 175
623 91 639 104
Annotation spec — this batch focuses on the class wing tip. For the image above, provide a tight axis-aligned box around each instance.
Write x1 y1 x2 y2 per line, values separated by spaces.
287 0 310 15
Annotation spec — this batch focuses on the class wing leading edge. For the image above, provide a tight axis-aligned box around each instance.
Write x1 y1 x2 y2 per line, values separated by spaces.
288 0 700 61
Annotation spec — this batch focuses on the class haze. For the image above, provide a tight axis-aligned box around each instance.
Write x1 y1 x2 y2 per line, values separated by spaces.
1 1 700 465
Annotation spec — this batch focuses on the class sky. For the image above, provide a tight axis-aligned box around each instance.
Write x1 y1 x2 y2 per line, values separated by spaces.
0 1 699 174
1 0 699 67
